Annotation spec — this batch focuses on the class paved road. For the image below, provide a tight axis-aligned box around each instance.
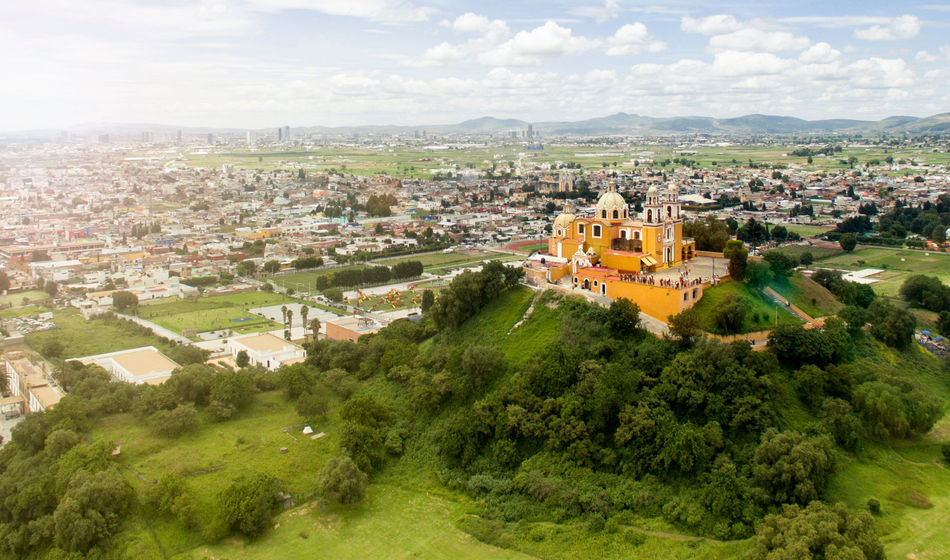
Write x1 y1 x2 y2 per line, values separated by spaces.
116 313 193 344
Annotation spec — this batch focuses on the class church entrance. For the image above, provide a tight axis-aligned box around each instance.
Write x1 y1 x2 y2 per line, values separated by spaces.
583 279 590 290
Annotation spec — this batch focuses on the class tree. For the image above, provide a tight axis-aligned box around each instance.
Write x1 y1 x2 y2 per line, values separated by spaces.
751 429 836 506
770 225 788 242
300 306 309 339
263 260 281 274
799 251 814 266
712 294 747 334
744 261 774 288
45 280 59 297
310 317 321 340
867 299 915 349
751 501 884 560
220 473 281 537
723 240 748 281
296 390 329 423
839 233 857 253
149 403 200 437
763 252 796 277
236 350 250 368
0 270 9 292
53 469 132 552
667 308 703 347
324 287 344 303
421 290 435 312
607 298 640 336
236 260 257 277
111 290 138 312
319 455 368 505
42 340 65 358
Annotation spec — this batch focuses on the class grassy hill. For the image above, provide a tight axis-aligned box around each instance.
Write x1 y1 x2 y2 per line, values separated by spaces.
5 279 950 560
689 280 801 333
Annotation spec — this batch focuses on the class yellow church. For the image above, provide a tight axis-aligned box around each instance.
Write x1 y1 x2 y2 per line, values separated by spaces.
526 181 704 321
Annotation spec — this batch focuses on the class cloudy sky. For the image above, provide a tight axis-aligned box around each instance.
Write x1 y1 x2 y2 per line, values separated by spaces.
2 0 949 130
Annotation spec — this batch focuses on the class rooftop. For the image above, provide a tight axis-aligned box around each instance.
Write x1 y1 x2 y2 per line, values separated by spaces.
232 332 302 353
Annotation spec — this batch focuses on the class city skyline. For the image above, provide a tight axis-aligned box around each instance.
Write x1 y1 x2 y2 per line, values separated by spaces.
2 0 950 130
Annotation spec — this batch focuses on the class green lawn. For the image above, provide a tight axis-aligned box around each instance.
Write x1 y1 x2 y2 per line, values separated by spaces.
373 249 497 268
783 224 836 238
426 255 523 276
270 265 368 292
769 273 843 318
690 280 801 334
137 292 292 336
0 289 50 307
815 247 950 297
25 309 176 359
766 244 843 261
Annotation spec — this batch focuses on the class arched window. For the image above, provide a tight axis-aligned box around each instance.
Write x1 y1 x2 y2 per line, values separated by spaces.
556 228 563 237
602 210 607 219
612 210 618 219
620 230 627 239
647 210 652 222
592 225 602 238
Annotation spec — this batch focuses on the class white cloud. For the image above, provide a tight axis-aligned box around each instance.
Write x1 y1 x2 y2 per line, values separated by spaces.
452 12 492 33
799 42 842 64
847 58 915 88
570 0 622 23
712 51 792 76
915 50 938 63
709 28 810 52
680 14 742 35
606 22 666 56
854 15 920 40
478 22 595 66
245 0 435 23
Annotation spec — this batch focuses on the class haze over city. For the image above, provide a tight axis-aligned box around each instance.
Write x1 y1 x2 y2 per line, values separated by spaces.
2 0 950 130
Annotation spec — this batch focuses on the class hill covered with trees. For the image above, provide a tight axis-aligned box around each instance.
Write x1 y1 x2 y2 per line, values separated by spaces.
1 261 948 559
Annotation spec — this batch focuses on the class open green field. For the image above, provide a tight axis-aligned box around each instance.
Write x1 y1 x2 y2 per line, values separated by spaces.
426 254 523 276
176 143 950 179
766 243 842 261
137 292 292 337
25 309 176 358
374 248 500 268
270 265 368 292
782 224 835 238
814 247 950 297
0 289 50 307
690 280 801 334
769 273 843 318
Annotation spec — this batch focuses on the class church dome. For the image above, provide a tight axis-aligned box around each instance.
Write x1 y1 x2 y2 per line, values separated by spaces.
553 208 576 231
596 180 627 213
646 185 658 195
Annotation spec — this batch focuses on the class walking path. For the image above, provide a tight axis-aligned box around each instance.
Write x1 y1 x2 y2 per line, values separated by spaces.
115 313 193 344
762 286 819 326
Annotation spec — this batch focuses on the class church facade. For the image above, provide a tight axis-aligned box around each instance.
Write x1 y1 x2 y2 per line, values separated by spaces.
529 181 704 321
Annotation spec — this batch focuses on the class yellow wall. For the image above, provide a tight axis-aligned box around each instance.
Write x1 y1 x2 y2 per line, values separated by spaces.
606 280 704 322
600 251 642 272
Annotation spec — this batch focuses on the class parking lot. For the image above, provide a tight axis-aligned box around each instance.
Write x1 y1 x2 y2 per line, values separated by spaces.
0 408 24 446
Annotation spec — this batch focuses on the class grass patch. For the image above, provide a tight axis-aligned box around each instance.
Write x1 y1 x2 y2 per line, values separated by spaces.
0 289 50 307
270 265 371 292
136 292 292 336
783 224 836 238
690 281 801 334
769 273 843 318
25 309 177 359
767 244 842 261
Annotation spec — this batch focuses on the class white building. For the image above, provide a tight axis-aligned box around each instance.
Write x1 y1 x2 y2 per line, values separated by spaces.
72 346 180 385
225 332 305 370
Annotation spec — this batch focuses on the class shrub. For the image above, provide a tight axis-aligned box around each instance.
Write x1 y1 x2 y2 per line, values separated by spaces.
220 473 281 537
319 455 368 505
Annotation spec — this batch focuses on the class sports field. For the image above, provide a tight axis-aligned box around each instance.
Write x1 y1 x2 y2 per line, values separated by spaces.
136 291 292 337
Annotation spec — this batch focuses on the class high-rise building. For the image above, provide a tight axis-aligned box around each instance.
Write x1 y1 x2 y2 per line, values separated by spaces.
281 126 291 141
527 124 534 139
207 133 215 145
176 129 182 143
246 131 256 146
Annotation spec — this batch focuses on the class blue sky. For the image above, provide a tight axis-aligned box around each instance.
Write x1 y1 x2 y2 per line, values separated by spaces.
1 0 949 130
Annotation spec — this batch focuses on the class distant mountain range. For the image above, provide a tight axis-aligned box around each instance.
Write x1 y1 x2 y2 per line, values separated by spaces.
6 112 950 139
